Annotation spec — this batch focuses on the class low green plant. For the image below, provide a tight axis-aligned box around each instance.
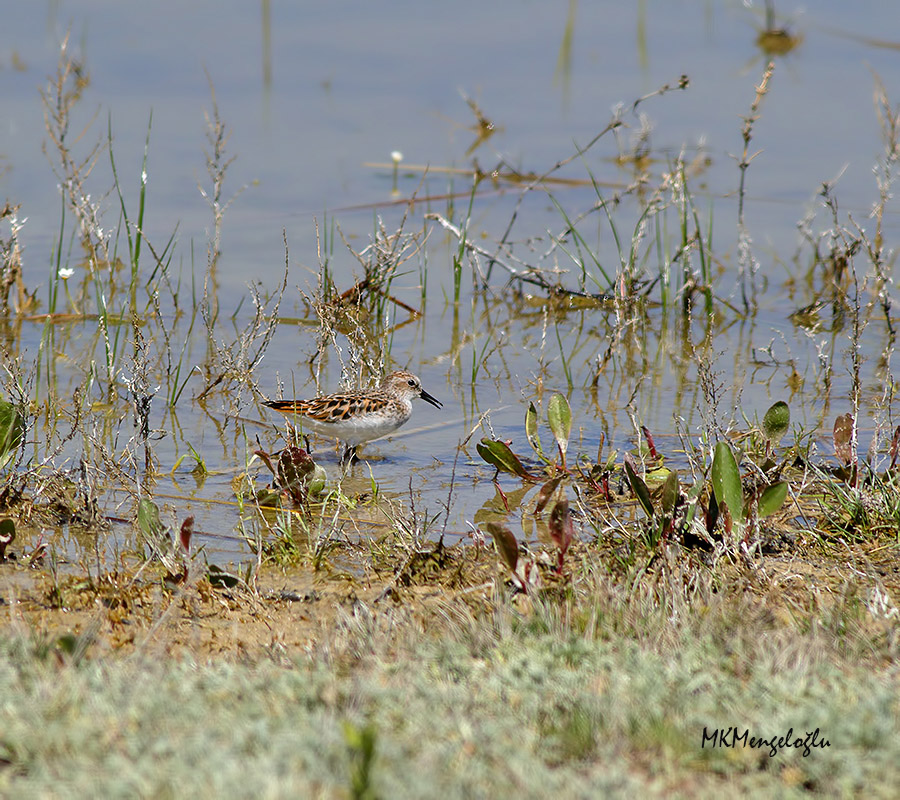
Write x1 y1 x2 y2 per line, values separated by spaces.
343 720 379 800
171 442 208 477
480 397 792 559
478 392 573 480
0 397 25 472
709 439 788 534
623 456 693 549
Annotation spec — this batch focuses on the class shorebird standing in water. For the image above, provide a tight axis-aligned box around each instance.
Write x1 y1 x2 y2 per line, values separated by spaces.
263 370 442 462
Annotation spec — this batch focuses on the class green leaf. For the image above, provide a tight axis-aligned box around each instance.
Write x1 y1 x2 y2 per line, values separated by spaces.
307 464 328 497
711 441 744 524
762 401 790 444
137 497 163 538
0 398 25 471
660 469 679 517
254 488 281 507
547 393 572 457
758 481 788 517
644 465 672 488
484 521 519 574
624 454 654 519
477 438 535 480
525 402 543 457
682 478 704 528
604 448 618 472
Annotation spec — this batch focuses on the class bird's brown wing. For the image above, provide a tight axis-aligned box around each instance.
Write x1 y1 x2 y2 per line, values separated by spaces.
263 393 390 423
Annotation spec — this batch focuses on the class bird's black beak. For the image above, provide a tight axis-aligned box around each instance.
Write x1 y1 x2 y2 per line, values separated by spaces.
420 389 442 409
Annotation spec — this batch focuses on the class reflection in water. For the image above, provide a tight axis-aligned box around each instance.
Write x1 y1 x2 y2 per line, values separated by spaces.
261 0 272 89
554 0 578 106
756 0 803 58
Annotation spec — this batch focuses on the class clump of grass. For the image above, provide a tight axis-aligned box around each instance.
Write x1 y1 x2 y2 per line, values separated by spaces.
425 73 737 339
197 233 288 410
0 203 35 315
40 34 104 293
296 205 428 400
0 35 288 573
198 75 246 275
0 385 27 506
734 60 775 313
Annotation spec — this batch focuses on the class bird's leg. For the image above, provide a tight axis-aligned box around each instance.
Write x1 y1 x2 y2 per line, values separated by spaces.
340 444 360 466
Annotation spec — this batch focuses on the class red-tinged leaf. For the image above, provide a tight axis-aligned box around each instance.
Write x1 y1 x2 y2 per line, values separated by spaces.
484 521 519 574
278 446 314 481
535 477 563 514
254 448 278 477
179 516 195 553
276 445 318 504
641 426 658 459
521 559 541 591
0 518 14 561
495 479 510 512
600 474 611 502
549 499 574 563
833 413 855 466
29 542 48 567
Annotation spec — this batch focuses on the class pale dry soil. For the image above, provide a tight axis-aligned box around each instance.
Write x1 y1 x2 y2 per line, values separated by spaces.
1 528 898 663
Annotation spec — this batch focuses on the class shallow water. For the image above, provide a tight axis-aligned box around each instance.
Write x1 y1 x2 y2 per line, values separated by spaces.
2 1 899 562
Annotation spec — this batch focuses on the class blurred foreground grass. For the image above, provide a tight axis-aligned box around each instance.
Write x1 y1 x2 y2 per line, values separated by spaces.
2 583 898 799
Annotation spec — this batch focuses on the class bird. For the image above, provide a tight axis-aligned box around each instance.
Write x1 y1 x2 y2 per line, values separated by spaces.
263 370 442 462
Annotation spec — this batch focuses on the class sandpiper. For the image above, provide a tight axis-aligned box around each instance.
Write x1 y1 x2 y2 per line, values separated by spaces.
263 370 442 461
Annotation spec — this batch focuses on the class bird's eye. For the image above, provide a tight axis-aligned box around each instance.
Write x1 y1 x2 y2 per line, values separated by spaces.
407 379 416 388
